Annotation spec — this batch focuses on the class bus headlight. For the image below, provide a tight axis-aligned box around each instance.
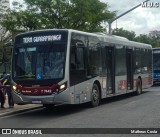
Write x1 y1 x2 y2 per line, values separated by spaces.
12 85 17 91
54 82 67 94
59 82 67 92
60 83 66 90
12 85 21 95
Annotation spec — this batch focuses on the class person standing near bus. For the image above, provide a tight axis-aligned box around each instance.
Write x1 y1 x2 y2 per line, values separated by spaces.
0 72 8 108
0 81 5 108
3 75 14 108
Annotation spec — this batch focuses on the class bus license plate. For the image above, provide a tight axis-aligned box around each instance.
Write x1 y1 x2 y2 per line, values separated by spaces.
32 100 42 104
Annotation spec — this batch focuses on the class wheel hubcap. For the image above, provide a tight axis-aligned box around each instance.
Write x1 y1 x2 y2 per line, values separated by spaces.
93 89 98 102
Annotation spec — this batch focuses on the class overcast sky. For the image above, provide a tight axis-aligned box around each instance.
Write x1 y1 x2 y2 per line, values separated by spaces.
10 0 160 36
102 0 160 36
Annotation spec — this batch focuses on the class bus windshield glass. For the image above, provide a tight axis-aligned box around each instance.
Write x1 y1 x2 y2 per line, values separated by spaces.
13 43 66 80
153 50 160 72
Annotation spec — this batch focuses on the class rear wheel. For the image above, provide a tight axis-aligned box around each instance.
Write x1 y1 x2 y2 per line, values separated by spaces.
90 84 100 107
136 78 142 95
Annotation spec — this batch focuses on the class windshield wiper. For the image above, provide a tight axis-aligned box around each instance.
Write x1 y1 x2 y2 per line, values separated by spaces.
17 74 35 79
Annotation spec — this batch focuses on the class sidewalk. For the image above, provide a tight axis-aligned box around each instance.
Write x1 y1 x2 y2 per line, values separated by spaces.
0 96 42 117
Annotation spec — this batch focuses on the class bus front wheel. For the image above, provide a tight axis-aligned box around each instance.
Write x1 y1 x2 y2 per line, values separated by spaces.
90 84 100 107
136 78 142 95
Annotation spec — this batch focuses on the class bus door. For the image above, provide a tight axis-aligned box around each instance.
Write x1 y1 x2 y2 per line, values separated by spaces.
126 49 133 90
106 46 115 94
70 41 88 104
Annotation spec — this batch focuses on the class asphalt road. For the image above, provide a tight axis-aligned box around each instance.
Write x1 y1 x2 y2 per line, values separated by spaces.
0 86 160 137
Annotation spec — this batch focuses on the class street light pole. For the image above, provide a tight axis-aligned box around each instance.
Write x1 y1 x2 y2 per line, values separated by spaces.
108 0 150 35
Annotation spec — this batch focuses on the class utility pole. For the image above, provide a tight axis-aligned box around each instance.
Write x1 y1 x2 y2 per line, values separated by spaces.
108 0 150 35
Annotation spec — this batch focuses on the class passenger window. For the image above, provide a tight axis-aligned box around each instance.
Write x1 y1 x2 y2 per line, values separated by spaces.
76 48 84 70
70 41 86 86
70 46 85 70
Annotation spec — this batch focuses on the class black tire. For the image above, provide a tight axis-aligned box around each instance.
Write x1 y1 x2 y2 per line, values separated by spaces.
43 104 55 109
17 103 25 105
90 84 100 107
136 78 142 95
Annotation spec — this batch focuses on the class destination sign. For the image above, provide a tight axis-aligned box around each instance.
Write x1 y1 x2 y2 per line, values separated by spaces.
23 35 62 43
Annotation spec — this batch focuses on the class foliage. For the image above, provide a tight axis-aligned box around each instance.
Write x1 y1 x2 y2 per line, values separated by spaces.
112 28 136 41
1 10 41 31
1 0 116 32
112 27 160 48
134 34 160 48
149 30 160 40
0 0 10 39
0 0 11 64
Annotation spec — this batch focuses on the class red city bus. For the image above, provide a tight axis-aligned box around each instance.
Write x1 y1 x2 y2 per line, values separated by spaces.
11 29 153 108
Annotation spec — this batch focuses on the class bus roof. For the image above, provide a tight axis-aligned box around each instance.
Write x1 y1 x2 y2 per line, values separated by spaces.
69 29 152 49
15 29 152 49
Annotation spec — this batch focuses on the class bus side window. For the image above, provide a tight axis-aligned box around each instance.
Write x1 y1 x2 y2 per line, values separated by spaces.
76 48 85 70
70 45 77 70
70 47 85 70
71 52 76 69
70 43 86 86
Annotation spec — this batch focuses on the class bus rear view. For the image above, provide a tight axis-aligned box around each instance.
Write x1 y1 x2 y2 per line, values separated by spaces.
12 30 69 107
153 48 160 85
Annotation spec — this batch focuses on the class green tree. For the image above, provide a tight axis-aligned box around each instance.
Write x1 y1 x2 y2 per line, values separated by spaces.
112 27 160 48
135 34 160 48
149 30 160 40
0 0 10 40
1 0 116 32
112 28 136 41
0 0 11 72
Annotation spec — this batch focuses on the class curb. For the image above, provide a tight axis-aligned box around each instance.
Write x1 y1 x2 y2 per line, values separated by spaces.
0 106 43 117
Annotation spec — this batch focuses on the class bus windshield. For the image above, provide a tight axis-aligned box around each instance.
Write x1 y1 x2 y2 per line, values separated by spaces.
13 43 66 80
153 52 160 72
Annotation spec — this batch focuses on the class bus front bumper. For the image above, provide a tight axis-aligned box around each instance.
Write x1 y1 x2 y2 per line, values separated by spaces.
12 89 71 105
